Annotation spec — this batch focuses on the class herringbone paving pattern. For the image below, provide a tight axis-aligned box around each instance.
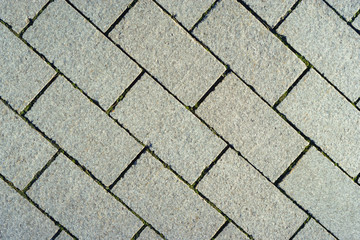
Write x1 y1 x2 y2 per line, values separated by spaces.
1 0 359 239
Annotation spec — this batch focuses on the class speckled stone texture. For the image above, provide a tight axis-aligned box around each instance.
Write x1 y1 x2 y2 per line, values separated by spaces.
278 70 360 177
216 223 249 240
27 153 142 239
56 231 74 240
0 102 57 189
23 0 141 109
293 219 335 240
109 0 225 106
324 0 360 20
0 179 58 239
0 0 48 32
196 73 307 181
137 227 163 240
111 73 226 183
0 24 55 111
25 76 143 186
277 0 360 101
279 147 360 239
193 0 305 105
112 151 224 240
353 16 360 29
197 148 307 240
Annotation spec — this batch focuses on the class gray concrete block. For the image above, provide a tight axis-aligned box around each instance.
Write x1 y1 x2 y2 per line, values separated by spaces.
56 231 74 240
0 179 58 239
0 102 57 189
193 0 305 105
112 151 224 240
324 0 360 20
279 147 360 239
197 148 307 240
137 227 163 240
111 73 226 183
69 0 133 31
23 0 141 109
277 0 360 101
26 76 142 186
109 0 225 106
293 219 335 240
278 70 360 177
156 0 214 29
196 73 307 181
27 153 142 239
353 16 360 29
0 0 47 32
243 0 297 27
0 24 55 111
216 223 249 240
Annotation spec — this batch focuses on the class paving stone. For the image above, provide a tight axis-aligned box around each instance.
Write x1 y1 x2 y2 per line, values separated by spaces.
196 73 307 181
242 0 297 27
137 227 163 240
0 24 55 111
324 0 360 20
26 76 142 186
279 147 360 239
216 223 249 240
277 0 360 101
0 179 58 239
156 0 214 29
0 102 57 189
193 0 305 105
277 70 360 177
111 74 225 182
56 231 74 240
27 153 143 239
69 0 133 31
293 219 335 240
23 0 141 109
109 0 225 106
197 148 307 240
0 0 48 32
112 151 224 240
353 16 360 29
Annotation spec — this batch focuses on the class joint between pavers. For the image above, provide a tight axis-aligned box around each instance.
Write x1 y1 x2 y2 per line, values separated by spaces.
131 225 147 240
210 220 229 240
350 8 360 23
321 0 349 23
50 229 62 240
273 0 303 31
288 216 311 240
189 0 220 32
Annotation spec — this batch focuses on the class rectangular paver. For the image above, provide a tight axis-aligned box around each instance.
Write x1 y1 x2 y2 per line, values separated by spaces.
279 147 360 239
27 153 142 239
0 179 58 239
216 223 249 240
111 73 226 183
26 76 143 186
197 73 307 181
197 148 307 240
278 69 360 177
277 0 360 101
23 0 141 109
0 24 55 111
109 0 225 106
324 0 360 20
0 0 47 32
193 0 305 105
353 15 360 29
0 102 57 189
112 151 224 240
293 219 335 240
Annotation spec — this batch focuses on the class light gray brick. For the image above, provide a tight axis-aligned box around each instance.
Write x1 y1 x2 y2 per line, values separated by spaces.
0 0 47 32
277 0 360 101
216 223 249 240
69 0 133 31
293 219 335 240
23 0 141 109
0 102 57 189
26 76 142 186
353 16 360 29
243 0 297 26
278 70 360 177
109 0 225 106
0 24 55 111
197 73 307 181
193 0 305 105
324 0 360 20
156 0 214 29
0 179 58 239
112 151 224 240
111 74 226 182
27 153 142 239
137 227 163 240
279 147 360 239
197 149 307 240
